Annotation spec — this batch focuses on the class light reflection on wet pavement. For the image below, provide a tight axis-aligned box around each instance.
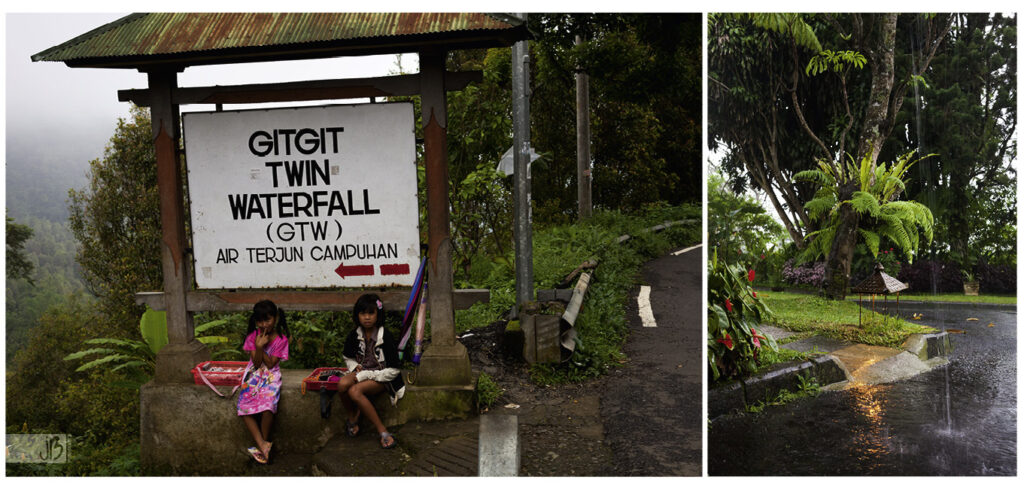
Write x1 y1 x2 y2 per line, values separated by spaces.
709 302 1016 476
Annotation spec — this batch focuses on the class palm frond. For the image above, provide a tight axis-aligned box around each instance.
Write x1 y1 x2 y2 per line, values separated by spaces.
74 354 135 372
197 336 230 345
195 319 230 334
64 347 118 361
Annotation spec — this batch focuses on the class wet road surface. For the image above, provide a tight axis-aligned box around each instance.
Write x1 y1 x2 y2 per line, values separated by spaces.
709 301 1016 476
597 245 703 476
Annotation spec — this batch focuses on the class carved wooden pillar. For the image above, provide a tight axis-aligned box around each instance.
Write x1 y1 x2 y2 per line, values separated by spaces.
415 51 471 386
146 69 209 383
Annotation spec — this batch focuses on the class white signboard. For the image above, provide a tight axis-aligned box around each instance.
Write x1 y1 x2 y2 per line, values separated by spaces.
183 103 419 289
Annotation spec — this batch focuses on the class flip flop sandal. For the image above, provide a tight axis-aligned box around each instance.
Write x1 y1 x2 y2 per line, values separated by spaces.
346 419 360 437
380 431 396 449
247 446 268 464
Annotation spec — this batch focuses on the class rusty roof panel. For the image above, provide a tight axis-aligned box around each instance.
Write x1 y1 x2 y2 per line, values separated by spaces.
32 13 523 63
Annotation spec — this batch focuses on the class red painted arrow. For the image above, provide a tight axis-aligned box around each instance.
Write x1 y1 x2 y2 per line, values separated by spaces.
380 263 411 276
335 263 374 279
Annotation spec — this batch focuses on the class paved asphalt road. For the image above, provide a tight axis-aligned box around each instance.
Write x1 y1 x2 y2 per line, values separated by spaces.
596 245 703 476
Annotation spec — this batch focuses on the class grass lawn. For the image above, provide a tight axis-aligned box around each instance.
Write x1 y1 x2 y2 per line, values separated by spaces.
753 346 820 373
760 291 937 349
876 292 1016 305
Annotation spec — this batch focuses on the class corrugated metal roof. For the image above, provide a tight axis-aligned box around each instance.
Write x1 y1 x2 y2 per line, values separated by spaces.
33 12 525 65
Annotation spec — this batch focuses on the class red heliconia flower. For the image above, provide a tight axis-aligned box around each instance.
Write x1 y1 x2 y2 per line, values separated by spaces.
717 334 734 349
890 247 894 251
761 253 766 260
750 327 765 348
748 269 756 282
752 291 758 298
725 298 733 312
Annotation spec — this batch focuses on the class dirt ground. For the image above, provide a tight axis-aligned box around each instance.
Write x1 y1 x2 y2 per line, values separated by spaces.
459 320 614 476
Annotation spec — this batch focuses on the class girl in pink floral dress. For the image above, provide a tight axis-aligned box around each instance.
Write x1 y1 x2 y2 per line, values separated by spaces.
237 300 289 464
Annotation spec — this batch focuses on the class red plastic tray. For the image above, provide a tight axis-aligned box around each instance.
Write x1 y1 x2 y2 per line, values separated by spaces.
301 366 349 394
192 361 248 386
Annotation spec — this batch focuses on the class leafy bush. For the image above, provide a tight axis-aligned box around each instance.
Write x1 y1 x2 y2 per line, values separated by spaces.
457 205 699 384
979 262 1016 294
781 259 826 288
708 249 778 381
707 171 785 265
895 259 1015 294
897 259 964 293
850 243 904 284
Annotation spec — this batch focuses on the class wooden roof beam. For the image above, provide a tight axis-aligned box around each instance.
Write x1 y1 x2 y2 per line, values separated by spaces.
119 71 482 107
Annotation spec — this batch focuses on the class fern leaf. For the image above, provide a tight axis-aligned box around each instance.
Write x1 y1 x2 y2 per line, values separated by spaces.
848 191 881 217
859 229 880 257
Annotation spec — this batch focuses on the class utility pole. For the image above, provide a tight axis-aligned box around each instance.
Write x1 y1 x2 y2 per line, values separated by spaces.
512 14 533 316
576 34 592 220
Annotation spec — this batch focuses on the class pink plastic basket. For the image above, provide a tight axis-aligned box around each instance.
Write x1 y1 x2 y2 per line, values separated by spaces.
191 361 248 386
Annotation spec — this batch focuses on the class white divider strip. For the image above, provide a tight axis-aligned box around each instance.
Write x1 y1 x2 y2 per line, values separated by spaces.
671 244 702 256
638 285 657 328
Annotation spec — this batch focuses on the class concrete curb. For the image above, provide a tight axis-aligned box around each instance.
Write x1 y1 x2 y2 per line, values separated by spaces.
708 354 850 419
478 414 519 476
709 331 955 419
903 332 953 361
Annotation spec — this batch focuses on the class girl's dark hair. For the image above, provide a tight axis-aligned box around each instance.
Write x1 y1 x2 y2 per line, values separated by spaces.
245 299 289 339
352 293 384 327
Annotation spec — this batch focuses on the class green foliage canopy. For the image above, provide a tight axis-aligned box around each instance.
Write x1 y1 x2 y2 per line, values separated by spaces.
67 106 162 337
6 213 35 283
795 151 935 264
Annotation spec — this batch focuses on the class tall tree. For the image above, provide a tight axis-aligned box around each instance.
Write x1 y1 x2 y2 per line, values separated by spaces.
67 106 162 336
710 13 952 298
708 13 834 247
6 213 35 284
529 14 702 222
883 13 1017 269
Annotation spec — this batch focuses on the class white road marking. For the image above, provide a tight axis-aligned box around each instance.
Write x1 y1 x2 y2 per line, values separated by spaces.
638 285 657 328
672 244 702 256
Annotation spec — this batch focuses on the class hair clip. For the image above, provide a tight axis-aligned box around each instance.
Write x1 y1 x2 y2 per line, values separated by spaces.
376 299 383 309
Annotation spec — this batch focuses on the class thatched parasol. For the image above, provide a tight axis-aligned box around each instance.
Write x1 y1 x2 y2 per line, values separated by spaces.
851 263 909 326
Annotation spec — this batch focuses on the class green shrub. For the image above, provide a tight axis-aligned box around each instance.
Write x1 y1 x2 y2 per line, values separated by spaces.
707 248 779 381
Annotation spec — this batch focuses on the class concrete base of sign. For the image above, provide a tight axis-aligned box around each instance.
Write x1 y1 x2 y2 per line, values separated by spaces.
139 369 476 475
412 342 474 386
154 339 210 384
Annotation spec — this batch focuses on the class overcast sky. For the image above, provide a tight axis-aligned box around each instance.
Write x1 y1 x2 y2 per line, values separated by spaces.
6 13 410 124
3 12 414 211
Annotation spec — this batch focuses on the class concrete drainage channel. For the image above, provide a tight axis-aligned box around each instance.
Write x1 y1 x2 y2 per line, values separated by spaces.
709 330 953 418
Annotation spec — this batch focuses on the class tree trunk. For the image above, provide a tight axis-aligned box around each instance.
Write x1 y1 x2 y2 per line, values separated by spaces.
823 181 861 299
823 13 897 299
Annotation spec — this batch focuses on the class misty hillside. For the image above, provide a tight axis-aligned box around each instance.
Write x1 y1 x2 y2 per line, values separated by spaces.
5 124 107 363
5 123 108 221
